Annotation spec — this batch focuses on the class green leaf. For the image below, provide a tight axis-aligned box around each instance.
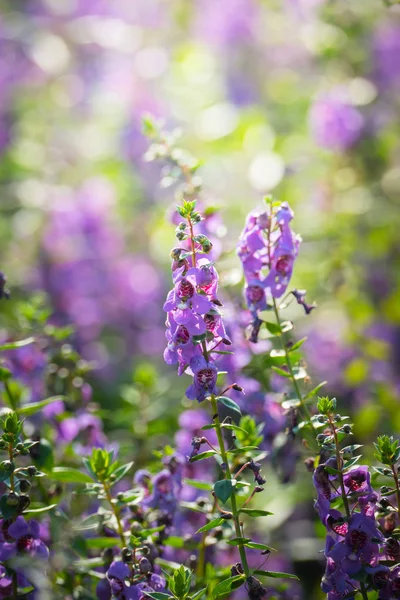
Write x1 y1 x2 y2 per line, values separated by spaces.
163 536 185 549
50 467 94 484
109 462 134 485
373 466 392 477
212 576 245 599
342 444 363 454
264 321 281 335
226 537 251 546
189 451 218 463
214 479 234 504
18 396 64 417
190 587 207 600
253 570 299 580
84 537 119 550
137 525 165 537
227 446 259 455
271 366 291 378
183 478 213 490
23 503 57 514
343 456 362 470
288 337 308 351
303 382 327 401
196 517 224 534
75 513 111 531
239 509 273 517
0 494 19 519
221 424 249 435
0 337 35 351
217 396 242 417
245 542 275 551
0 461 14 483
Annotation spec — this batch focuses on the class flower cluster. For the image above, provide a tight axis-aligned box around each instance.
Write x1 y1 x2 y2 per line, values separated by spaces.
313 398 400 599
163 200 231 402
237 199 301 341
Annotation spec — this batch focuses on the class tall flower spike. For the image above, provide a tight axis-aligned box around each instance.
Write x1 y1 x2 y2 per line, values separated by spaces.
163 200 231 402
237 199 301 340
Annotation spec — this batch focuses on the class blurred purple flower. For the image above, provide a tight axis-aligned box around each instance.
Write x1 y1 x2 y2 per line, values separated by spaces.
373 24 400 90
309 90 364 151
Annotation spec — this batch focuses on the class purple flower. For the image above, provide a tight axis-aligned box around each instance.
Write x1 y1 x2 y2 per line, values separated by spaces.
312 463 339 524
163 206 231 400
185 355 218 402
328 513 383 576
0 517 49 561
309 89 364 152
374 565 400 599
321 538 356 600
142 464 182 516
343 466 373 496
237 202 301 339
163 313 200 369
373 24 400 90
0 565 12 599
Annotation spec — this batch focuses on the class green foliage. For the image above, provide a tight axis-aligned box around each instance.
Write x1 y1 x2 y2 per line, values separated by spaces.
211 575 245 599
213 479 234 504
317 396 337 416
374 435 400 466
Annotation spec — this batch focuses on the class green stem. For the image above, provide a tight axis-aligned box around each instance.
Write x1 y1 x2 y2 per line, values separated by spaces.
359 583 369 599
391 464 400 517
271 297 313 425
328 414 350 518
187 216 197 268
103 482 126 547
8 443 15 493
196 531 207 579
210 395 250 577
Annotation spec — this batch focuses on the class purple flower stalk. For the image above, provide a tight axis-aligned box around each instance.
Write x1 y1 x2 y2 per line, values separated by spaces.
237 200 301 339
163 201 231 402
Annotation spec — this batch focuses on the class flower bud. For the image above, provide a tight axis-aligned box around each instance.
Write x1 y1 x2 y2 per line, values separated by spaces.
6 492 19 506
139 557 152 574
19 479 31 493
121 547 133 563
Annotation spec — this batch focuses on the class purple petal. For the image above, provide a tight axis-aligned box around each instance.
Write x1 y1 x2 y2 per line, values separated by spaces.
8 516 29 540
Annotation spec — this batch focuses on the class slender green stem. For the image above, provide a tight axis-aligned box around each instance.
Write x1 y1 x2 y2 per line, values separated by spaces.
8 443 15 493
210 395 250 576
196 531 207 578
359 583 369 599
271 297 313 425
103 482 126 547
187 216 197 268
328 414 350 518
391 464 400 517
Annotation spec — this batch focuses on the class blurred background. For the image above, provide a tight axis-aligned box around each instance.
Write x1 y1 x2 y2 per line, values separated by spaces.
0 0 399 596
